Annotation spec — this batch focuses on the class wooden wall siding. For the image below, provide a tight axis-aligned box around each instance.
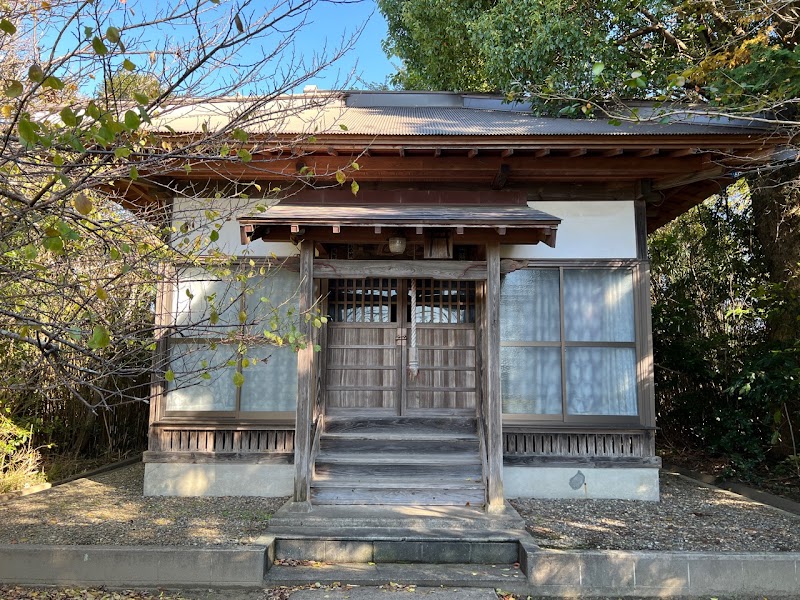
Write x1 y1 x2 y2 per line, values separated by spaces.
503 431 647 458
150 428 295 453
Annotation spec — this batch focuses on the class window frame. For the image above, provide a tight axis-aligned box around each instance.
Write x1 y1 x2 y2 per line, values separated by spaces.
160 258 300 424
501 259 647 426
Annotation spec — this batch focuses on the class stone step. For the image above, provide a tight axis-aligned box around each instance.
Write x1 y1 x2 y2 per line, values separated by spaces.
267 526 527 543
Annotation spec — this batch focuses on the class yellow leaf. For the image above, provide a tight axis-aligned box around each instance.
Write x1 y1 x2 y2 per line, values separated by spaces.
96 287 108 300
73 193 93 215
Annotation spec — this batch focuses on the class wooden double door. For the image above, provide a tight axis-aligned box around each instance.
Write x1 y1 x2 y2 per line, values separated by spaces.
325 278 479 415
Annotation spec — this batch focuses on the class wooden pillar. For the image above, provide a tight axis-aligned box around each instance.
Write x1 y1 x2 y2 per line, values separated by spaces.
293 240 315 505
485 242 504 511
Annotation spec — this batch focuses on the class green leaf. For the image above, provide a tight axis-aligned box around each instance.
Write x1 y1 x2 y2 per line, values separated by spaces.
339 123 349 131
232 128 248 142
350 180 359 196
335 170 346 185
28 64 44 82
200 372 212 380
592 62 605 76
164 369 175 382
4 80 23 98
43 76 64 90
0 19 16 35
210 230 219 242
109 247 121 260
129 165 139 180
92 36 108 56
105 26 121 44
115 147 132 158
18 118 36 146
88 325 111 349
96 287 108 300
133 92 149 105
238 149 252 163
122 59 136 72
124 110 141 130
43 235 64 254
60 107 78 127
233 371 245 387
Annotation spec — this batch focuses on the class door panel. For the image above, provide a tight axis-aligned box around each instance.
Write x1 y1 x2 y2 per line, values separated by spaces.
325 275 479 415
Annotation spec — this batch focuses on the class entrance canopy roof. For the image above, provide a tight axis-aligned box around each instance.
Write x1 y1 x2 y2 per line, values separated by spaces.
240 204 561 247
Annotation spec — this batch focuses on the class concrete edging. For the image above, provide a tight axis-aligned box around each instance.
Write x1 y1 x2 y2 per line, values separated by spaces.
0 544 268 587
521 548 800 597
2 541 799 596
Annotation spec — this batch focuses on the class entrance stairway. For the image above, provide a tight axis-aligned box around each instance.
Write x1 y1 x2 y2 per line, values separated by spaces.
310 416 486 506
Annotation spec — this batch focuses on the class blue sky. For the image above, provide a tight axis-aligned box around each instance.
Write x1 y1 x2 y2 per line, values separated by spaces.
292 1 398 90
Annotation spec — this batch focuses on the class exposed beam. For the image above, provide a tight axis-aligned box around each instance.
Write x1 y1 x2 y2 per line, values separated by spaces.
467 149 479 158
668 148 694 158
491 163 510 190
601 148 624 157
534 149 550 158
433 148 441 157
501 149 514 158
326 147 338 156
313 259 488 280
567 148 587 157
168 154 720 183
636 148 659 158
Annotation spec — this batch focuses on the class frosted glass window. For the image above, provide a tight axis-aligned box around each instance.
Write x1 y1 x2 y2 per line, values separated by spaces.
245 269 301 336
564 269 634 342
240 345 298 412
165 344 237 411
566 347 637 415
501 346 562 414
174 268 241 336
500 269 561 342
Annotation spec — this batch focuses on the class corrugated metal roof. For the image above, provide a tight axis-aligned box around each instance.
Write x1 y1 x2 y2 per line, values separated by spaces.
151 93 765 137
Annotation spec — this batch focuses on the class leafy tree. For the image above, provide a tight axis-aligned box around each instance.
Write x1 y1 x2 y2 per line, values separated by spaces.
0 0 360 474
380 0 800 473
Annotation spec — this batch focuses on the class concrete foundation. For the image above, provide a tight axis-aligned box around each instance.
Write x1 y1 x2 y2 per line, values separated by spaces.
143 463 294 497
503 466 660 501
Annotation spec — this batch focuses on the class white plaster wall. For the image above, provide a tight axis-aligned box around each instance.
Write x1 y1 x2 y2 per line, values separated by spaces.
502 201 637 259
171 196 298 258
144 463 294 497
504 466 660 501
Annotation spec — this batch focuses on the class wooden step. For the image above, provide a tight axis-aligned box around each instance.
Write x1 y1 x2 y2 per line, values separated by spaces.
311 485 486 506
321 431 477 442
316 452 481 465
324 416 477 435
319 437 479 453
314 463 482 479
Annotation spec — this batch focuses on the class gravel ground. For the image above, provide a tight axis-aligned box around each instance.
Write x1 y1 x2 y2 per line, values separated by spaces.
511 470 800 552
2 462 799 553
0 463 288 546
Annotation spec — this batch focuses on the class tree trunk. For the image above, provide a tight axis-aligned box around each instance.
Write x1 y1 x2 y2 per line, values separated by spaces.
748 161 800 341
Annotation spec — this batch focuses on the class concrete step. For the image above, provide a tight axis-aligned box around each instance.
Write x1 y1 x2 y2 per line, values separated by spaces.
320 431 478 442
273 534 521 564
268 501 527 531
268 526 527 543
264 562 527 590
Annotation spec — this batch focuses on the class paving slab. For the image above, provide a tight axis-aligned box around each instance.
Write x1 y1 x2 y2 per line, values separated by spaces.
289 587 499 599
